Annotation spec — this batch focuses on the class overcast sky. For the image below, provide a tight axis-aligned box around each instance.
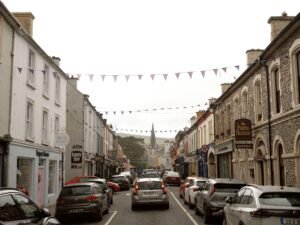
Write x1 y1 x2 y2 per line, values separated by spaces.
2 0 300 138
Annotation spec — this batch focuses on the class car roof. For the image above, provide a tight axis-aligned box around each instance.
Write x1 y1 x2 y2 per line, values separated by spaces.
84 178 106 183
112 175 126 178
63 182 98 187
137 178 162 182
0 187 22 194
245 184 300 193
208 178 246 184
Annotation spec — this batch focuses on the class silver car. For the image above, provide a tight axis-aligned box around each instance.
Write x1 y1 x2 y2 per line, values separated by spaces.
131 178 169 210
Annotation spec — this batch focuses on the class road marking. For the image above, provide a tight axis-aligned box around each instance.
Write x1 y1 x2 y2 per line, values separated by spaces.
104 210 118 225
126 193 131 196
170 191 199 225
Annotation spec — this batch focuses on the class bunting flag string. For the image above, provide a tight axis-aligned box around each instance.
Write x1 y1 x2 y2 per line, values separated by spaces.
14 62 246 82
115 128 179 134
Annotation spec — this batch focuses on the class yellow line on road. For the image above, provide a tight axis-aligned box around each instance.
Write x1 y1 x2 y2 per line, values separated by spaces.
104 210 118 225
170 191 199 225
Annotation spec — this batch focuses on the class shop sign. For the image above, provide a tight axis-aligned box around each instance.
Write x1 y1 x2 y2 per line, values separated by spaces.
36 150 49 157
235 119 252 141
71 151 82 164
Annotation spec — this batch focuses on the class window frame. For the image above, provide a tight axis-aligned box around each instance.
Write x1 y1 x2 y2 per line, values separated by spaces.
25 99 34 141
27 48 36 88
41 109 49 145
254 78 263 123
0 15 3 63
48 160 56 194
43 64 50 98
55 75 61 105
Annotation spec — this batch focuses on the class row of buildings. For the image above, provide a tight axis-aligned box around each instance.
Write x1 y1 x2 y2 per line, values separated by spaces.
170 11 300 187
0 2 130 209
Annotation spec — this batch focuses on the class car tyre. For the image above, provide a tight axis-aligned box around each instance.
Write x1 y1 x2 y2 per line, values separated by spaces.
104 205 109 214
189 197 194 209
203 204 211 224
95 206 103 221
222 217 227 225
164 203 170 210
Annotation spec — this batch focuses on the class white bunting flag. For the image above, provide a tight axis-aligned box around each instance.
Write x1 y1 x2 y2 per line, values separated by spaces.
201 70 205 78
188 72 193 79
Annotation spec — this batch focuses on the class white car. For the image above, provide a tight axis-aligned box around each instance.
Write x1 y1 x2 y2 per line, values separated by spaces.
184 177 208 209
223 184 300 225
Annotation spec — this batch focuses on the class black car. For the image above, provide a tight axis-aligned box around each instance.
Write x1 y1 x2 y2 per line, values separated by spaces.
111 175 130 190
0 187 61 225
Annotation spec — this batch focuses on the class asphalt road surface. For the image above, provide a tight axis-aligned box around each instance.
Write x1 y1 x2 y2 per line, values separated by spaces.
61 186 221 225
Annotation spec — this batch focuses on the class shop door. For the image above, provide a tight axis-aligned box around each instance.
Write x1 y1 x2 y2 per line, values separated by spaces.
38 165 45 207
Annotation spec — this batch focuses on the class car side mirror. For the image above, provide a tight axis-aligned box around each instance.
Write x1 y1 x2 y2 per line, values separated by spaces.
225 196 233 204
40 208 51 217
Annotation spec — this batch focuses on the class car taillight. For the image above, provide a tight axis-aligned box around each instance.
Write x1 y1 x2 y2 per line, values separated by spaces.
166 176 170 180
133 185 139 195
162 184 167 194
56 197 64 205
85 195 98 202
193 187 199 192
250 209 271 218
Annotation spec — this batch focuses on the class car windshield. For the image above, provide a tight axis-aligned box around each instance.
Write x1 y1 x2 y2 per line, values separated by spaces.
60 186 92 196
112 177 125 181
196 181 206 187
138 181 162 190
259 192 300 207
214 183 245 192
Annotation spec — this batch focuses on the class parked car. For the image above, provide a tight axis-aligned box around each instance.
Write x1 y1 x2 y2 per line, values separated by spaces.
184 177 208 208
81 178 113 205
194 178 247 223
179 176 196 199
141 171 160 178
120 171 134 185
64 175 97 185
223 184 300 225
55 182 109 222
0 187 61 225
163 171 181 186
131 177 169 210
107 181 120 192
111 175 130 190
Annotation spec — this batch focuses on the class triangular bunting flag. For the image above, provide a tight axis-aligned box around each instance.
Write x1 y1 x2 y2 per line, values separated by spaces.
213 69 218 76
17 67 23 73
175 72 180 79
41 70 46 75
201 70 205 78
222 67 227 73
129 111 132 114
125 75 130 82
113 111 116 115
29 68 34 74
163 74 168 80
101 75 105 81
121 111 124 115
138 74 143 80
89 74 94 82
113 75 118 82
53 71 57 78
105 112 108 115
150 74 155 80
188 72 193 79
235 65 240 71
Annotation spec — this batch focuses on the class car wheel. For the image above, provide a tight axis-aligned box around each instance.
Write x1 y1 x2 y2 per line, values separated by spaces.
95 206 103 221
131 204 136 211
189 197 194 209
164 203 170 210
203 204 211 224
195 200 200 216
104 205 109 214
179 191 182 198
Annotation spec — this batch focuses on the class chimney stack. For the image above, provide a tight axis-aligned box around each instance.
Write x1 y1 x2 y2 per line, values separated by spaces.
246 49 264 65
13 12 35 37
52 56 61 67
268 12 294 41
221 83 231 94
68 76 78 88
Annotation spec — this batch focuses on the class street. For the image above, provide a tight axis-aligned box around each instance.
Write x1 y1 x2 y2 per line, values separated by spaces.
60 186 221 225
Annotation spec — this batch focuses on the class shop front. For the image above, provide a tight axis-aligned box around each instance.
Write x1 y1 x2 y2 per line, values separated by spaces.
7 143 62 208
0 139 8 187
215 140 233 178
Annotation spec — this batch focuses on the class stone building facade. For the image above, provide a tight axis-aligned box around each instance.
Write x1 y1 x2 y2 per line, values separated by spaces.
213 12 300 187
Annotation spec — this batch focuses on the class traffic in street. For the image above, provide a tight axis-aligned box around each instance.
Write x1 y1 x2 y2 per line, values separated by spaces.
60 186 220 225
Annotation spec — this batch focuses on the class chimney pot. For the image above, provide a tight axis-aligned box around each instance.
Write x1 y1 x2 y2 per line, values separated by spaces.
246 49 264 66
52 56 61 67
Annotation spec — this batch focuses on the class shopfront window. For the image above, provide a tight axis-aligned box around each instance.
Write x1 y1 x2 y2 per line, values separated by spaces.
17 158 33 197
48 160 56 194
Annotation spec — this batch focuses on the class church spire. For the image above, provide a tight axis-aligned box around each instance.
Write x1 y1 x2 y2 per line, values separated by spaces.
150 123 156 149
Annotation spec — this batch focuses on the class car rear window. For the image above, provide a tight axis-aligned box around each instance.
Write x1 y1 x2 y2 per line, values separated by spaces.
112 176 125 181
214 183 245 192
60 186 92 196
138 181 162 190
259 192 300 207
197 181 206 187
166 172 179 177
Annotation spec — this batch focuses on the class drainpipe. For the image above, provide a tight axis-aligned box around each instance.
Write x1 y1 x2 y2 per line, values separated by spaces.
261 61 274 185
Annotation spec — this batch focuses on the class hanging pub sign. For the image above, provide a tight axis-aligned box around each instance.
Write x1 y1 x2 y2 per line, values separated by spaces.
235 118 253 149
235 119 252 141
71 150 82 169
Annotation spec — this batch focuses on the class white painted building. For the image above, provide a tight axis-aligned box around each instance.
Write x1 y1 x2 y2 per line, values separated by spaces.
6 11 67 209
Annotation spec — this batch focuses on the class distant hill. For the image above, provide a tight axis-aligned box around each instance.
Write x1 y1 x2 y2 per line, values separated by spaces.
116 133 173 146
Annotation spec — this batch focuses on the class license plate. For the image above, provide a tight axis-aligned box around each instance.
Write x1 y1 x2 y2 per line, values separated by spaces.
69 209 84 213
280 218 300 225
143 191 158 196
